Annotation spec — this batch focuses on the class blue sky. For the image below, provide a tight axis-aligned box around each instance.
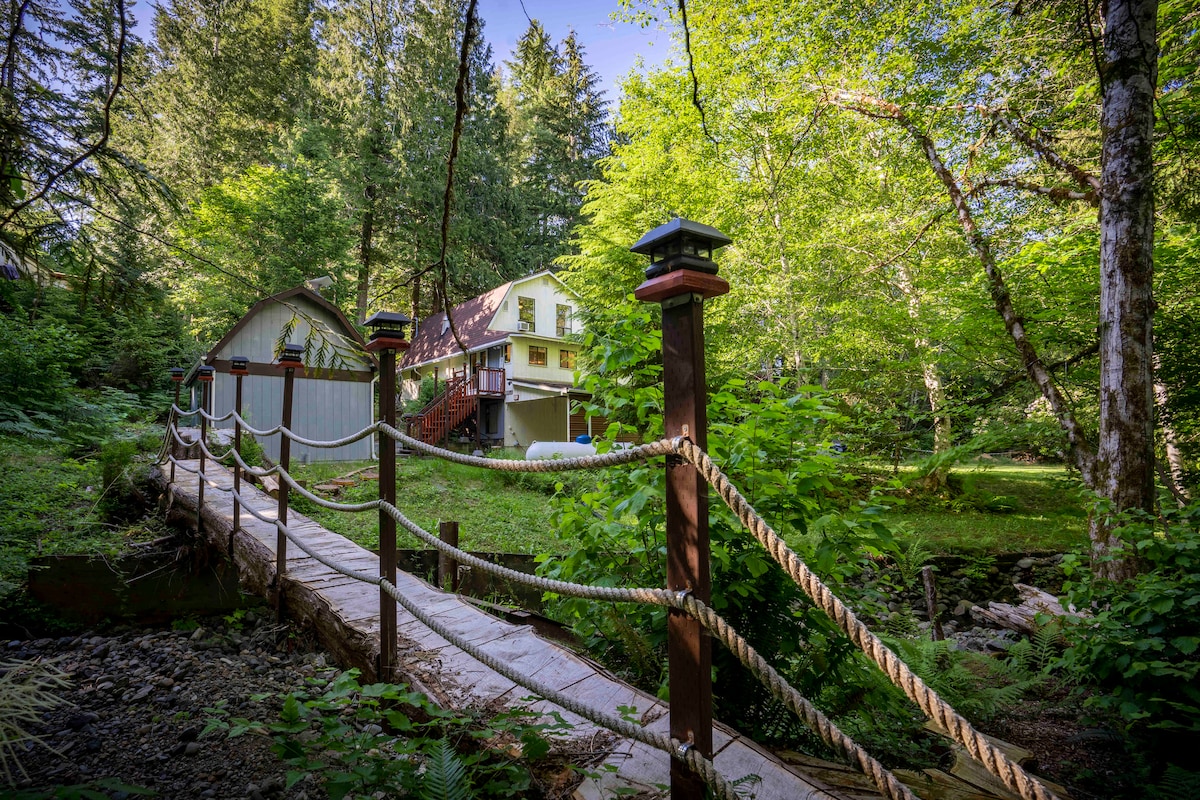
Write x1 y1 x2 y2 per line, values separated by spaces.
478 0 670 104
129 0 671 107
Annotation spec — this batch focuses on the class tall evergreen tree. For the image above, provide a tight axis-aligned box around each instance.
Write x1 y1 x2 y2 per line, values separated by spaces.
145 0 317 193
502 21 608 272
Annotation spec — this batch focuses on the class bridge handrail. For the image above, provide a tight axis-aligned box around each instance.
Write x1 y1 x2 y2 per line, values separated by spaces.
164 411 1058 800
167 456 744 800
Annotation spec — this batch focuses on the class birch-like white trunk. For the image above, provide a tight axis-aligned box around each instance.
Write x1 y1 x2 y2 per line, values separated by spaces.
1092 0 1159 581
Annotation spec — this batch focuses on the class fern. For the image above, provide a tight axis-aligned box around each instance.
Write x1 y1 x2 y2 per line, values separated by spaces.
418 738 469 800
1151 765 1200 800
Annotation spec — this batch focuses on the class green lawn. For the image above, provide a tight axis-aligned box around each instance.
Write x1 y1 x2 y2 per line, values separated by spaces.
885 462 1090 555
290 457 1091 559
289 456 568 555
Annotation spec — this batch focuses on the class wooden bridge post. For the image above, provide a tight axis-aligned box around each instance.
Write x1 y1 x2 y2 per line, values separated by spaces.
169 367 184 483
632 219 731 800
365 311 412 682
274 344 304 616
438 521 460 592
230 357 249 555
196 366 215 533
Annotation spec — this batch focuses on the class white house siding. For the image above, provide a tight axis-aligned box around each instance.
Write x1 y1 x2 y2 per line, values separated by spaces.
491 274 576 337
505 395 569 448
508 336 578 386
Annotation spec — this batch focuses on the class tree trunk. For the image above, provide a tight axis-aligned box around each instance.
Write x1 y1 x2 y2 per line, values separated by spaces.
1091 0 1159 581
355 185 376 325
895 262 951 458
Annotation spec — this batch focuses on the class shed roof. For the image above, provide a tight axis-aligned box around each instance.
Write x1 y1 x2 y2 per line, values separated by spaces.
192 286 376 382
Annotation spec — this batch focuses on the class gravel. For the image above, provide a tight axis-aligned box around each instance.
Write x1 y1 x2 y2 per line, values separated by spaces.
5 608 335 799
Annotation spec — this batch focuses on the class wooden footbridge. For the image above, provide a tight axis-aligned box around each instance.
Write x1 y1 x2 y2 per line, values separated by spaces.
155 246 1063 800
155 458 863 800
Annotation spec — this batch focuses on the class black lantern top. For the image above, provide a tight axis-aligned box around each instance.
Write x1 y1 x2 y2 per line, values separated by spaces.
197 365 216 382
277 343 305 366
229 356 250 375
630 217 732 279
169 366 185 382
364 310 412 342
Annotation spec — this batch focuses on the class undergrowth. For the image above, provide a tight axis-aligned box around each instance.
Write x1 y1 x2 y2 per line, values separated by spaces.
203 669 574 799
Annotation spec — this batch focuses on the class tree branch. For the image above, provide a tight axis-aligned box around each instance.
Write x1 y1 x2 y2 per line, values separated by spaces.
434 0 477 355
967 342 1100 408
827 88 1099 482
677 0 720 155
967 177 1098 205
1 0 126 230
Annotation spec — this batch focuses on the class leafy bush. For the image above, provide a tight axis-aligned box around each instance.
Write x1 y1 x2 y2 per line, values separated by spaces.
539 309 914 749
203 670 568 799
1055 502 1200 733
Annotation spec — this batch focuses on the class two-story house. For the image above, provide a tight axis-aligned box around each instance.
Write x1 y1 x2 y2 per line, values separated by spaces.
398 271 597 449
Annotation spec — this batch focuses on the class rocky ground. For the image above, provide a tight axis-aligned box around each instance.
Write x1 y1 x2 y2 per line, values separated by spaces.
4 607 335 800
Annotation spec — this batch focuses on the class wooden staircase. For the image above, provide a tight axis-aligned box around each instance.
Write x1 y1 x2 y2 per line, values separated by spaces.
407 367 504 445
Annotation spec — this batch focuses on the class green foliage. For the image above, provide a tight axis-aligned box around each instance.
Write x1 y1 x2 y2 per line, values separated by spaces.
203 670 566 799
171 164 353 341
1055 502 1200 733
540 311 919 744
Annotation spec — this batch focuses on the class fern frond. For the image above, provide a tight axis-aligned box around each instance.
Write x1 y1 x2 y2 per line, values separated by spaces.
418 738 469 800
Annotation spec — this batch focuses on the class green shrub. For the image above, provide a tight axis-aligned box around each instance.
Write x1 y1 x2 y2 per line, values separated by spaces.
1055 502 1200 734
202 670 567 799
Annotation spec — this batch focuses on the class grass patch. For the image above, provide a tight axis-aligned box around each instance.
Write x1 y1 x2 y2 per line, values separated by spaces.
0 432 163 598
289 456 566 555
886 462 1090 555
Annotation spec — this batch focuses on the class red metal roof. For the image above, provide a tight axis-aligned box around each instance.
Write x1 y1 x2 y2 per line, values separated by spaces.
400 281 513 368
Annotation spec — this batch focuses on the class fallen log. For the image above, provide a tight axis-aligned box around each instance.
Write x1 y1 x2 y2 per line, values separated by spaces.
969 584 1072 635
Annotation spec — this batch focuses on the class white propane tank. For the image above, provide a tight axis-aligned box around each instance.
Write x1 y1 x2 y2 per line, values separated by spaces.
525 441 597 460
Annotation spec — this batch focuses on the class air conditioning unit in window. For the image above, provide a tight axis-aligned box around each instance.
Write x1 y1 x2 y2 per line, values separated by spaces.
517 321 532 332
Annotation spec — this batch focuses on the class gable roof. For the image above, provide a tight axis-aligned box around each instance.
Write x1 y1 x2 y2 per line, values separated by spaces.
205 285 376 369
400 272 578 370
401 281 512 368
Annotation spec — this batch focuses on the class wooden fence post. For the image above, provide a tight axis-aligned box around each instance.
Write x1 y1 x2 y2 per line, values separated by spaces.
438 521 460 593
632 219 731 800
196 366 215 533
275 344 303 617
365 311 412 682
230 357 249 555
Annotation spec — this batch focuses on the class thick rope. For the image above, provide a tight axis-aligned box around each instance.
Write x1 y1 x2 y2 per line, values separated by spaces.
167 458 737 800
163 409 1052 799
377 422 674 472
674 439 1058 800
167 453 914 800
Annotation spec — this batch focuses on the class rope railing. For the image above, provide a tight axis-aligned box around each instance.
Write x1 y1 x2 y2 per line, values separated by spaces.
162 410 1059 800
166 455 743 800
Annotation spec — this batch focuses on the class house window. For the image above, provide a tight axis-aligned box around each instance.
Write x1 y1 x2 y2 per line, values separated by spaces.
518 296 535 332
504 344 511 363
556 304 571 337
528 346 547 366
559 349 576 369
